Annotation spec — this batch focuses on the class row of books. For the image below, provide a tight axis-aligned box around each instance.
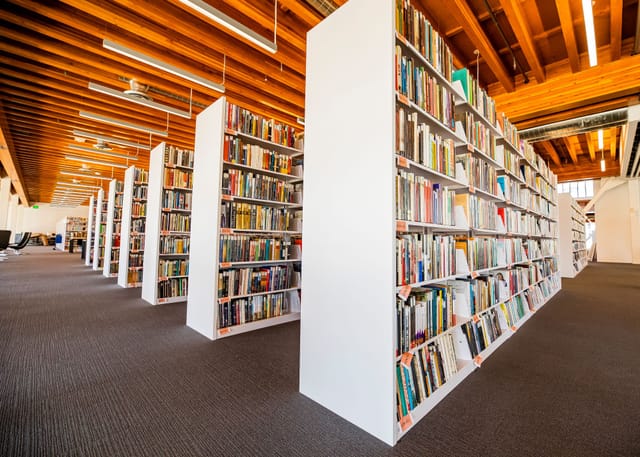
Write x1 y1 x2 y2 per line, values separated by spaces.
396 333 458 419
396 170 456 225
159 236 190 255
113 208 123 221
224 136 296 176
502 147 521 178
131 218 146 233
396 108 456 178
452 68 497 125
129 253 144 268
456 237 504 271
456 194 498 230
159 259 189 277
132 185 148 200
457 111 497 160
160 213 191 232
162 189 192 211
217 265 291 298
396 233 457 286
219 235 292 263
164 145 194 169
134 168 149 183
132 202 147 217
127 270 143 284
158 277 188 299
222 169 297 203
456 154 500 197
163 169 193 190
220 202 292 232
396 285 454 353
396 46 456 130
500 295 527 328
460 309 502 357
226 102 299 149
541 239 557 256
395 0 454 81
218 291 290 329
114 194 124 208
499 114 521 152
536 177 557 203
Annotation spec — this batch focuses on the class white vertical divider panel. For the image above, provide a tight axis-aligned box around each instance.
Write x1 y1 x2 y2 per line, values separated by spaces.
142 142 166 304
118 167 135 287
7 194 18 238
299 0 397 445
186 98 225 339
558 193 574 277
0 177 10 228
103 179 117 277
85 196 95 266
92 188 104 270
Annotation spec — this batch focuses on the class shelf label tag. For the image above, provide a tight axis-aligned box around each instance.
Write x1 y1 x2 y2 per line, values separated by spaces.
469 185 475 194
398 94 409 106
400 352 413 369
471 271 479 279
219 297 230 304
158 298 167 304
218 327 231 336
397 156 409 169
399 413 413 432
398 285 412 301
467 143 474 153
472 314 480 324
473 355 483 367
221 228 233 235
219 262 232 268
396 33 408 46
222 194 233 202
225 128 237 136
511 325 517 332
396 220 408 232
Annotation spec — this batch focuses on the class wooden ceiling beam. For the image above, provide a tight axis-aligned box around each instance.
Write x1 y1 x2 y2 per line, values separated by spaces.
561 137 578 164
584 133 596 162
610 127 618 159
554 0 580 72
611 0 623 61
277 0 323 28
540 141 562 167
449 0 514 92
498 0 545 83
0 102 30 205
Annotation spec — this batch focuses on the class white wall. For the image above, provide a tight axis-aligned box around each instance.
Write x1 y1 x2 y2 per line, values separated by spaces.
595 177 640 263
15 203 90 235
0 177 10 228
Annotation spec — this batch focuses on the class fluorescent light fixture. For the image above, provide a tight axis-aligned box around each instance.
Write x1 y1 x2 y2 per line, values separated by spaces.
88 82 192 119
582 0 597 67
72 130 151 150
68 144 138 161
60 171 113 181
79 111 168 137
103 39 226 92
56 182 102 189
296 117 305 126
65 155 129 169
601 159 606 171
177 0 277 54
597 129 604 150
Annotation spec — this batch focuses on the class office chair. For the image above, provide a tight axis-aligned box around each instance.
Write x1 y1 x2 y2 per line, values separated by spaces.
0 230 11 261
8 232 31 255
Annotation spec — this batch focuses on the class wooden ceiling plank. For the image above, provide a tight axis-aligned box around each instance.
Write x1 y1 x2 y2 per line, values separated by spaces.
554 0 580 72
561 137 578 164
0 102 30 205
497 0 545 83
584 133 596 162
611 0 623 61
610 126 618 159
540 140 562 167
449 0 515 92
277 0 323 27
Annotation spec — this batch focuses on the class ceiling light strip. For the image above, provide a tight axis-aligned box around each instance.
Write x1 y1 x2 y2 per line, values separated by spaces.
581 0 598 67
103 39 226 92
67 144 138 161
88 82 192 119
60 171 117 181
56 182 103 189
72 130 151 150
79 111 168 137
65 155 129 169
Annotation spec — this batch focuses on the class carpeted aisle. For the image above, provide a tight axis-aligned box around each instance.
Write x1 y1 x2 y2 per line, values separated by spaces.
1 247 639 456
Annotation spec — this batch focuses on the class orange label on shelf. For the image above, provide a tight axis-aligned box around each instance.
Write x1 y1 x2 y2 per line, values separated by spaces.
222 194 233 201
472 314 480 324
399 414 413 432
218 327 231 336
474 355 483 367
397 156 409 169
471 271 479 279
398 285 412 301
398 94 409 105
511 325 517 332
400 352 413 368
467 143 474 152
396 33 408 45
159 276 168 281
469 185 475 194
396 220 408 232
225 128 237 136
158 298 167 304
219 297 230 304
219 262 232 268
221 228 233 235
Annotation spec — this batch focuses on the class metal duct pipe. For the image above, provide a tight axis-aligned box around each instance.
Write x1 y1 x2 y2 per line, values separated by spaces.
519 108 628 142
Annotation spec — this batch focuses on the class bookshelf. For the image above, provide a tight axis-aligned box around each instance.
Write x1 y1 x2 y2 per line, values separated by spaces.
118 166 149 288
300 0 560 446
85 195 96 266
558 192 587 277
186 97 303 340
141 143 194 305
92 188 106 271
103 179 124 278
55 216 87 252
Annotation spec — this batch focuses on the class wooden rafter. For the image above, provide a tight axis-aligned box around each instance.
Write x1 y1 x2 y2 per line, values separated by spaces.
584 133 596 162
540 141 562 167
554 0 580 72
562 137 578 164
0 103 30 205
498 0 545 83
450 0 515 92
611 0 623 61
610 127 618 159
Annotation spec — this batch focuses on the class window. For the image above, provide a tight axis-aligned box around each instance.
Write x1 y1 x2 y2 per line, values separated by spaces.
557 179 594 199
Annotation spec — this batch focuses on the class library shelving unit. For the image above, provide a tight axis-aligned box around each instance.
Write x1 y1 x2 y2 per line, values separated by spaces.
92 188 106 271
118 166 149 288
558 192 587 277
103 179 124 278
55 216 87 252
85 195 96 266
300 0 560 446
186 97 303 340
142 143 194 305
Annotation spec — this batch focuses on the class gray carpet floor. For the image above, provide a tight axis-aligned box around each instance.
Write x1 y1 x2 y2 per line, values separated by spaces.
1 246 639 456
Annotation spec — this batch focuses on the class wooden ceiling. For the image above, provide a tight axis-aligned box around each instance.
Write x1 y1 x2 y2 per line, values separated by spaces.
0 0 637 206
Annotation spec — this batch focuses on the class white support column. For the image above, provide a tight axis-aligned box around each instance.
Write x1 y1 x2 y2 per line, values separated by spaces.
0 177 11 228
7 194 19 238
